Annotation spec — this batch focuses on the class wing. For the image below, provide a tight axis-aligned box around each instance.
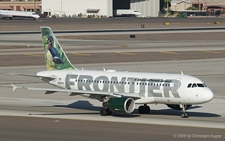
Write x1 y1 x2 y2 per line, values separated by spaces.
11 84 140 99
12 73 56 82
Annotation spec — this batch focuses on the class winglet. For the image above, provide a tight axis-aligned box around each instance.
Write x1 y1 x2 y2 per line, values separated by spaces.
11 83 17 91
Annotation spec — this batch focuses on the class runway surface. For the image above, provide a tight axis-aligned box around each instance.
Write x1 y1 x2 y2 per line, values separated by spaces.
0 19 225 140
0 17 225 31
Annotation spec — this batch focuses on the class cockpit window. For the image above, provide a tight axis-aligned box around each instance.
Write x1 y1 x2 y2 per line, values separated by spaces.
188 83 206 88
197 83 204 87
187 83 192 88
192 83 197 88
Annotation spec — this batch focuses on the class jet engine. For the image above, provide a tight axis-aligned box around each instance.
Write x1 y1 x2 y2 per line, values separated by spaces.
107 97 135 114
167 104 192 110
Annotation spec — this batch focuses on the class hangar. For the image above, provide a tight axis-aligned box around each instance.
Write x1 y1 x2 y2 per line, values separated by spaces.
42 0 159 17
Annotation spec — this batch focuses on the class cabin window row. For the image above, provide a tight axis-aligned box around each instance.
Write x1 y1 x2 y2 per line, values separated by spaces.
74 79 171 87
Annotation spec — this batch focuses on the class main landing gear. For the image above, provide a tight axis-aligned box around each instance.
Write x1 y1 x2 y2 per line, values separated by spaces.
100 108 112 116
180 104 189 118
100 102 112 116
138 104 150 114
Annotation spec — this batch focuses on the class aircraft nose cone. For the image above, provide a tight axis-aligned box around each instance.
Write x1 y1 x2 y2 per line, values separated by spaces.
205 89 214 102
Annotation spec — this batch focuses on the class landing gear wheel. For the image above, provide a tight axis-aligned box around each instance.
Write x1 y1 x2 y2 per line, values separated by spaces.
138 105 150 114
106 108 112 115
100 108 112 116
100 108 108 116
181 113 188 118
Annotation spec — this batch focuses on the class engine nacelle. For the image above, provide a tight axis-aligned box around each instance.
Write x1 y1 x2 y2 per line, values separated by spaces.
107 97 135 114
167 104 192 110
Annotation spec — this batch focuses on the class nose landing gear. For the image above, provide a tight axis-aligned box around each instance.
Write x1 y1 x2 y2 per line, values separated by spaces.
180 104 189 118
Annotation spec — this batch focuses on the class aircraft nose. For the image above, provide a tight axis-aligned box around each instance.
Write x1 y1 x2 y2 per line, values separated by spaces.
205 89 214 102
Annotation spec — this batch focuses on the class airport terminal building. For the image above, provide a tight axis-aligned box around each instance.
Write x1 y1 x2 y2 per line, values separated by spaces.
42 0 159 17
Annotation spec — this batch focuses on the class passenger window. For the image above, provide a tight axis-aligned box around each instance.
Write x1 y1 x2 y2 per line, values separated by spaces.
187 83 192 88
192 83 197 88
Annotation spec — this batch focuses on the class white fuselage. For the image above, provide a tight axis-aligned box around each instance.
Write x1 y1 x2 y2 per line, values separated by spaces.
37 69 214 105
116 9 141 16
0 10 40 19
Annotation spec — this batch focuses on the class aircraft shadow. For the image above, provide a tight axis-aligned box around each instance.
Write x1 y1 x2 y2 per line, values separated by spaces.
33 100 140 118
33 101 220 118
134 106 221 118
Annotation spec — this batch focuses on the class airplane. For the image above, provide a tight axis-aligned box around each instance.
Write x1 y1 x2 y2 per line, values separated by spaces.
0 10 40 20
12 27 214 118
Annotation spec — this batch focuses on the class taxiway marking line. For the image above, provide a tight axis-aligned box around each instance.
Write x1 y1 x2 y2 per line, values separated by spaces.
116 52 135 55
72 52 91 56
201 50 220 54
159 51 178 54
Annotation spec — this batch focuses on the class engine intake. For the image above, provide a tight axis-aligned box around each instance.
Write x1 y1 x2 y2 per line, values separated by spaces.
107 97 135 114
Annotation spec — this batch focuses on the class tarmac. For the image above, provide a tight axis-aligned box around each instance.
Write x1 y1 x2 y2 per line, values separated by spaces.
0 18 224 141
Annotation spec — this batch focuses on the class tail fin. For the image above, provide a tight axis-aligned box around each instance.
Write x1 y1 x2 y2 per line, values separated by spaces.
40 26 77 70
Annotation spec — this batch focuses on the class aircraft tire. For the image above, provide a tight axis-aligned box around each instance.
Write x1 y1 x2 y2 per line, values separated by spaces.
138 105 150 114
106 108 112 115
100 107 108 116
181 113 189 118
144 106 150 114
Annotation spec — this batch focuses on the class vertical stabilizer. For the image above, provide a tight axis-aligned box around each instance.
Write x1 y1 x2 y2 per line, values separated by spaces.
40 27 76 70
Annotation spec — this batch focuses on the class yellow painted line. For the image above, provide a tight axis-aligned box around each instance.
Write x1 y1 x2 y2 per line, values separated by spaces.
159 51 178 54
72 52 91 57
201 50 220 54
116 52 135 55
25 54 43 57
